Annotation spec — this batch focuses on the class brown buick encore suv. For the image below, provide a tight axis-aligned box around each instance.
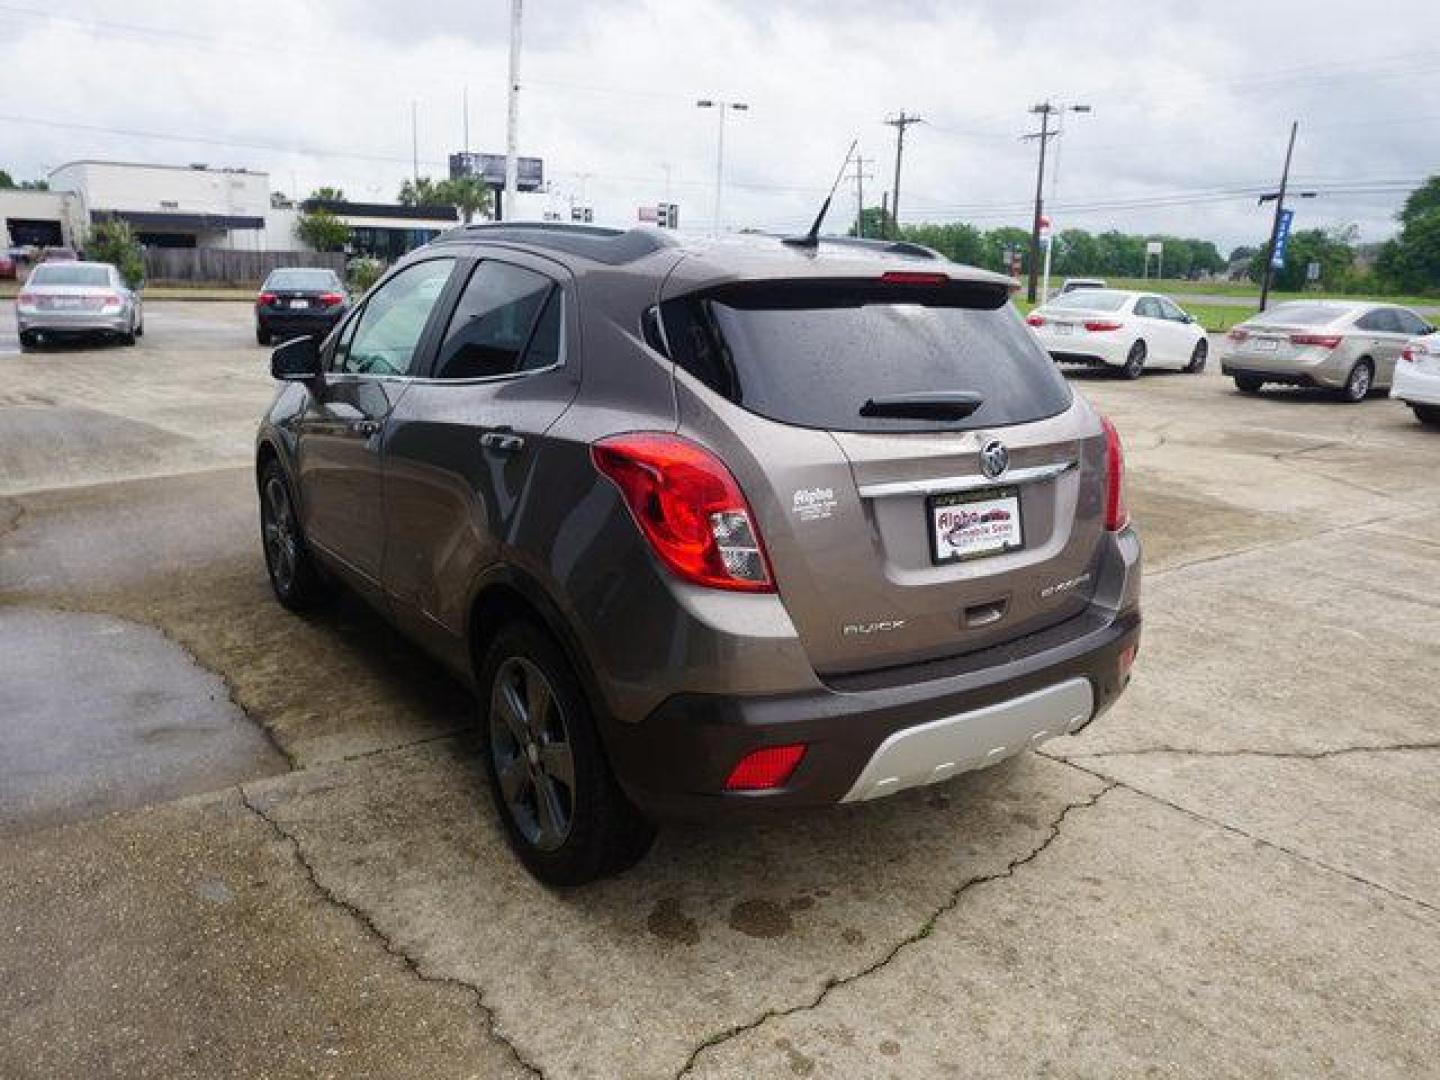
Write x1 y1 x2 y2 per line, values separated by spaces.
256 223 1141 885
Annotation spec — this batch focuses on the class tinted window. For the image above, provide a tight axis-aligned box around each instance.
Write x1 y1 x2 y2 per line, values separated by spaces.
30 264 110 286
434 261 559 379
1394 309 1431 336
266 268 341 291
1049 289 1128 312
335 258 454 376
1264 303 1355 327
661 283 1072 433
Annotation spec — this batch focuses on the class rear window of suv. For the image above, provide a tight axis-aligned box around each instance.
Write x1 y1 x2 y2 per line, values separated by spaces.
659 280 1072 433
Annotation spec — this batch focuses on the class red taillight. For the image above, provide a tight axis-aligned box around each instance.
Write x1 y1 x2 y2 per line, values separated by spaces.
1290 333 1342 349
1401 343 1429 362
17 291 36 307
880 271 950 286
1084 320 1124 332
318 292 344 307
1101 415 1128 531
1226 328 1249 342
99 292 122 309
724 744 806 791
1118 643 1137 681
1025 313 1045 327
591 432 774 592
258 291 277 306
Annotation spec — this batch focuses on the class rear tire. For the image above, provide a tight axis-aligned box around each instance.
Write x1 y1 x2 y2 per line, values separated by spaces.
256 327 271 346
1185 338 1208 374
1412 403 1440 427
1341 359 1373 403
120 328 137 346
1120 340 1146 380
259 460 328 611
1234 374 1264 393
479 621 655 887
18 330 36 350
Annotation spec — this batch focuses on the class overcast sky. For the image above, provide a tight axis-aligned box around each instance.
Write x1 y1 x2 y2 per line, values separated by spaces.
2 0 1436 251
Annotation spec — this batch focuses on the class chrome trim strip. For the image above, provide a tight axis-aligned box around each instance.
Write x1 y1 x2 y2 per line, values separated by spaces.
856 459 1077 499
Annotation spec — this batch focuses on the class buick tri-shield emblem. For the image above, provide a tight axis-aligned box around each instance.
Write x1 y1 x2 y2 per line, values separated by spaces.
979 439 1009 480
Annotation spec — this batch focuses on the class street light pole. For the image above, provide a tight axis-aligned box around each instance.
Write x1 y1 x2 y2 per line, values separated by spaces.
503 0 523 221
696 99 749 236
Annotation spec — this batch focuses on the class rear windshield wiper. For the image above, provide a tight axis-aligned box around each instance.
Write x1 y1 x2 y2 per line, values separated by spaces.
859 391 983 421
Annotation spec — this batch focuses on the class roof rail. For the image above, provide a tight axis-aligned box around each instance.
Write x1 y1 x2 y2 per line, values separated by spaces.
432 222 680 265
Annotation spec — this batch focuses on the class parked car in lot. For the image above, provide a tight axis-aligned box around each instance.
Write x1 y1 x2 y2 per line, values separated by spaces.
1059 277 1106 294
1391 335 1440 426
254 267 349 345
1220 301 1433 402
15 260 143 348
1026 288 1208 378
255 224 1141 885
0 251 14 279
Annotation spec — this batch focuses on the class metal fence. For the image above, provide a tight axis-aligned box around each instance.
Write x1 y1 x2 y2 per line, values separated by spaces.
143 248 346 286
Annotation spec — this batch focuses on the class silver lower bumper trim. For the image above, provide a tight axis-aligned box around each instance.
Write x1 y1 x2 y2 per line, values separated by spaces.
840 677 1095 802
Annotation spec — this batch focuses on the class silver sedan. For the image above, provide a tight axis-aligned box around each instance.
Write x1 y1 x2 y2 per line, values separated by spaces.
15 261 144 349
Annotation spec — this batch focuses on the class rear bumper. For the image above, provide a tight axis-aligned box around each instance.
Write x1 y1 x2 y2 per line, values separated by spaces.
18 312 131 335
1039 335 1128 368
1221 350 1347 389
1391 363 1440 406
607 603 1141 822
258 307 344 337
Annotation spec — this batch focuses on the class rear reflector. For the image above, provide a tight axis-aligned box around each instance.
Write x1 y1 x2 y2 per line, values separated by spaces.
1289 333 1342 349
724 744 806 791
880 271 950 286
591 432 774 592
1084 320 1124 332
1101 415 1128 531
1025 313 1046 327
1118 643 1137 680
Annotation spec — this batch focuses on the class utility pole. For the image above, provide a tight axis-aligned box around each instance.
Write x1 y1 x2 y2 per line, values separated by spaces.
848 154 874 238
503 0 523 221
463 86 470 154
883 112 923 239
1257 122 1316 312
410 101 419 184
1022 102 1090 301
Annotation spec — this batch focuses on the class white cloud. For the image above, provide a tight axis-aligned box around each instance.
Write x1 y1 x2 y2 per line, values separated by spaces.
1 0 1435 249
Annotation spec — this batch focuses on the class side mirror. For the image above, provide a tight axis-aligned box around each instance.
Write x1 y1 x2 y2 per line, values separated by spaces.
1181 313 1194 324
271 336 321 381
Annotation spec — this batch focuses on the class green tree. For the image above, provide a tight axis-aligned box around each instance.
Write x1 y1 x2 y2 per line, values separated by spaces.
0 169 12 188
86 220 146 289
979 227 1033 274
437 175 493 224
848 206 892 239
295 208 350 252
1248 227 1354 291
1376 176 1440 293
398 176 443 205
899 222 984 265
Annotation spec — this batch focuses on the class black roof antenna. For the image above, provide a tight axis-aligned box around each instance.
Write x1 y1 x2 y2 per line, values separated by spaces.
783 139 858 249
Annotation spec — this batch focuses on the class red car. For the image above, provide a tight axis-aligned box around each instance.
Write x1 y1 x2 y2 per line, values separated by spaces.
0 253 15 280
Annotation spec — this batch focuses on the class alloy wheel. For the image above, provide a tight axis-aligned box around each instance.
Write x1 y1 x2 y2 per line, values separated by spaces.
261 475 299 594
489 657 576 852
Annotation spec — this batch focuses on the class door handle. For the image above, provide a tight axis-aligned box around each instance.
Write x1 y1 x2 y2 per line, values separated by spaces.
480 430 526 455
351 419 381 437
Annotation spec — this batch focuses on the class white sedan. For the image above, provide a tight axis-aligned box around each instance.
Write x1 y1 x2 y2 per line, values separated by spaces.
1391 334 1440 427
1026 288 1209 379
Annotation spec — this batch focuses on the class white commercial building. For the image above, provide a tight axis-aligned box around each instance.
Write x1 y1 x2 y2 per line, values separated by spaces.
0 187 86 249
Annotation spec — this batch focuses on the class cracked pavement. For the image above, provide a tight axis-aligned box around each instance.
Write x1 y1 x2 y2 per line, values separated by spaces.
3 303 1439 1078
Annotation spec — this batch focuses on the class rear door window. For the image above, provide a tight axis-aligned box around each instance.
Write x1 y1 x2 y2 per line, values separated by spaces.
433 261 561 380
660 281 1072 433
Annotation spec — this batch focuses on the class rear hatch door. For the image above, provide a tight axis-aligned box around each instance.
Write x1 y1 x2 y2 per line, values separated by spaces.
663 273 1108 677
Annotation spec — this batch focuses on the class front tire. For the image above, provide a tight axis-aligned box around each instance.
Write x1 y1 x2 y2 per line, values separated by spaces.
1412 403 1440 427
479 621 654 887
1341 359 1373 403
259 460 328 611
1120 340 1146 380
1185 338 1208 374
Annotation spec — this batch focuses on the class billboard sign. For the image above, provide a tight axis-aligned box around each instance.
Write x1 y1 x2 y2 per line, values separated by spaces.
1270 209 1295 270
449 153 545 192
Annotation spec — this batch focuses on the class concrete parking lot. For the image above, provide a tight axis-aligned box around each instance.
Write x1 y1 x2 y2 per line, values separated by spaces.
2 300 1437 1078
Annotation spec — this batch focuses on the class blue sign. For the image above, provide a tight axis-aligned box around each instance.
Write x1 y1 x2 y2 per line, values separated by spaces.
1271 208 1295 270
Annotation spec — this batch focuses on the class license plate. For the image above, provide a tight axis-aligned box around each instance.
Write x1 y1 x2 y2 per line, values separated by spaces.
289 299 309 309
1052 322 1073 336
929 486 1024 564
57 297 84 309
1254 338 1279 351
